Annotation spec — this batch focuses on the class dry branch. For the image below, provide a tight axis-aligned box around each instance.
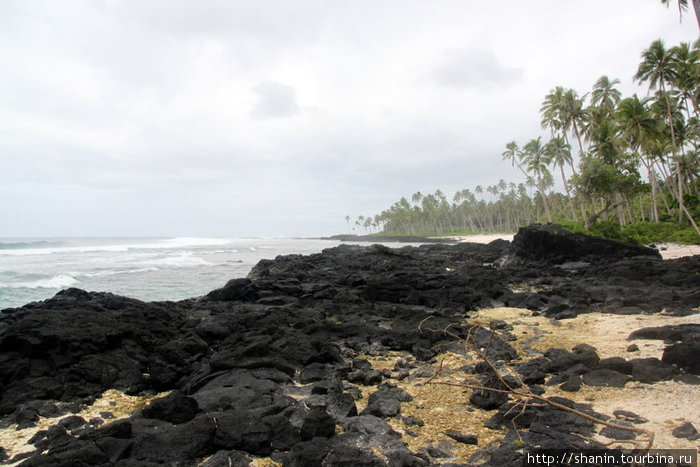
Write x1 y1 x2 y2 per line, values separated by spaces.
419 317 655 450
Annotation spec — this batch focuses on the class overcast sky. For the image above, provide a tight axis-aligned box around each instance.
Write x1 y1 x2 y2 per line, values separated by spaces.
1 1 697 237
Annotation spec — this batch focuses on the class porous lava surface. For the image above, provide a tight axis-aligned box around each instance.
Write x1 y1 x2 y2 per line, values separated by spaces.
1 224 698 466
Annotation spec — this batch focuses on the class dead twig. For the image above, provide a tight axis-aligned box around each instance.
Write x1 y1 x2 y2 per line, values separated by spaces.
421 316 655 450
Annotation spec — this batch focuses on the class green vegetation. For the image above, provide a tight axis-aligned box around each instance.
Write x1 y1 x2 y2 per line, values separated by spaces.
347 38 700 245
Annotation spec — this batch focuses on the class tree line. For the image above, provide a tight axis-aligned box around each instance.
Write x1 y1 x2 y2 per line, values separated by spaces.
347 38 700 241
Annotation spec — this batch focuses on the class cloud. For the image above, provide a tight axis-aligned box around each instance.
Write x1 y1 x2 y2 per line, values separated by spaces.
249 82 300 119
432 47 524 89
1 0 697 237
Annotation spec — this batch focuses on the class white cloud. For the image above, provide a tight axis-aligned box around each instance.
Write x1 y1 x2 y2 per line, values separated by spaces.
249 82 300 119
0 0 697 236
432 48 524 88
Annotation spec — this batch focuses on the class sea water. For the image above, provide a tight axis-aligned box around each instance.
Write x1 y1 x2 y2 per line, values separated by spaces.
0 237 350 310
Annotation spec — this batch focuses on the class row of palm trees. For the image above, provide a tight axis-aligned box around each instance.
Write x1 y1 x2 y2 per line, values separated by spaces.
347 38 699 237
346 183 546 236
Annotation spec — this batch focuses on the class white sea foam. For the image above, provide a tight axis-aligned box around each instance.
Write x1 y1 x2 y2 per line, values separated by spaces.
0 237 237 257
199 249 239 255
156 237 234 248
3 274 78 289
142 253 214 268
81 267 161 277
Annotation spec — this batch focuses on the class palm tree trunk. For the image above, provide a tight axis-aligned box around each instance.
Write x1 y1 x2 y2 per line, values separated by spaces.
572 122 584 156
641 157 660 222
661 83 685 224
559 164 577 221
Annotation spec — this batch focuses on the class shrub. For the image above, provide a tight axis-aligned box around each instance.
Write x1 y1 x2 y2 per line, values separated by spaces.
588 221 623 241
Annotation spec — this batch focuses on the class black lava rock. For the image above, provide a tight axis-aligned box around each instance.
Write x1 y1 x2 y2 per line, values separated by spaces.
582 369 631 388
141 390 199 424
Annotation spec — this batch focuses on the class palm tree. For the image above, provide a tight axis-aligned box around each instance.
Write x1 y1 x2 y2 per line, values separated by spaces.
501 141 529 178
345 215 351 234
615 95 664 221
590 76 622 113
523 137 553 222
660 0 700 31
546 136 577 220
540 86 565 138
635 39 689 225
560 89 587 156
670 41 700 119
635 40 680 150
411 191 423 205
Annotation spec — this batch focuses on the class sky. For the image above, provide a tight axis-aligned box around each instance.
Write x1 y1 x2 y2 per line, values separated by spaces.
1 1 698 237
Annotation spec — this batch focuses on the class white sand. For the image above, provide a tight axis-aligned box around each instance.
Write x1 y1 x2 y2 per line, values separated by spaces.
656 242 700 260
468 308 700 451
437 233 515 244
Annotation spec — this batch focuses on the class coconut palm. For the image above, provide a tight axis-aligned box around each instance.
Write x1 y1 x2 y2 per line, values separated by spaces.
523 137 553 222
670 41 700 118
660 0 700 31
616 95 664 221
546 136 577 220
635 39 692 225
540 86 565 138
590 76 622 113
502 141 529 178
560 89 587 156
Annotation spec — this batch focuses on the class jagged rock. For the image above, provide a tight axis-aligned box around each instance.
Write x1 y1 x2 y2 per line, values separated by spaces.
300 406 336 440
130 415 216 462
510 224 661 264
571 343 600 368
516 357 549 384
672 422 700 440
600 422 637 440
559 374 582 392
284 438 331 467
469 376 509 409
582 369 630 387
629 324 700 342
361 386 412 418
344 415 397 437
445 431 478 445
212 408 297 456
613 410 648 424
141 390 199 424
598 357 633 374
205 278 259 302
630 357 678 383
401 416 424 427
663 343 700 374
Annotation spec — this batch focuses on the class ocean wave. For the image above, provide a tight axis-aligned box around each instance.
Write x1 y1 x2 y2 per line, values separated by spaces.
142 253 215 268
198 249 239 255
2 274 78 289
156 237 235 249
0 240 63 250
80 267 161 277
0 237 237 257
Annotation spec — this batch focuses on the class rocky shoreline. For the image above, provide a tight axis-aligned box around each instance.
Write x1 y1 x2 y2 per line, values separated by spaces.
0 224 698 466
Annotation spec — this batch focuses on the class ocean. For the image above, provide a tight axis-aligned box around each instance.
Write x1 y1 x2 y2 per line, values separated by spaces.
0 236 356 310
